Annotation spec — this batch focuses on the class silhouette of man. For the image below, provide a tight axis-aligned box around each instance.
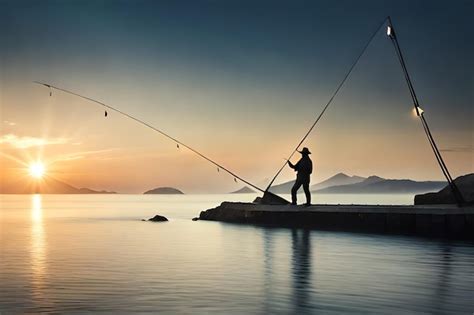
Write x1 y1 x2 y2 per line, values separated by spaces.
288 147 312 206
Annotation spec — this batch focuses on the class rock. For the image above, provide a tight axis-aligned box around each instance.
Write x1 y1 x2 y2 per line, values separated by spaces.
415 173 474 205
148 214 169 222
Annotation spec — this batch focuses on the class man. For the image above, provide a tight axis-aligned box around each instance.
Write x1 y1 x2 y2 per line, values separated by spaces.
288 147 313 206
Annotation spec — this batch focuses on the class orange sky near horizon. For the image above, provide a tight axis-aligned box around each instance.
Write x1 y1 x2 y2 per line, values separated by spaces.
1 80 472 193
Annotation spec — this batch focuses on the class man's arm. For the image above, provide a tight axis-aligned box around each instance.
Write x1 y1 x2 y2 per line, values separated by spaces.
288 160 300 170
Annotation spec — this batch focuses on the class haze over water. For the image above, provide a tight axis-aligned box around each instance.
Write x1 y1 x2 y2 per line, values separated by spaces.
1 194 473 313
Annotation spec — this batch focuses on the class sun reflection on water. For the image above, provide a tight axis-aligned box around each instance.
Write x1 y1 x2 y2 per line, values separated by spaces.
31 194 43 223
30 194 48 308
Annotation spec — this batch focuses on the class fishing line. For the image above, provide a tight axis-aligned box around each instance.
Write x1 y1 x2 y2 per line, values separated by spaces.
386 17 464 205
33 81 265 193
264 17 390 192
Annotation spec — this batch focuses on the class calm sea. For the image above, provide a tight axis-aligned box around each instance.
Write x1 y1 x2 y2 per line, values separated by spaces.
1 194 473 314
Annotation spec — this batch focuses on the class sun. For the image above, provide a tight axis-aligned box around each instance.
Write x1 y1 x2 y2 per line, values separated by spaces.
29 162 46 179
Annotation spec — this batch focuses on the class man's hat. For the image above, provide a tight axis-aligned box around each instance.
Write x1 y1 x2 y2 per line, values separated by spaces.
298 147 311 155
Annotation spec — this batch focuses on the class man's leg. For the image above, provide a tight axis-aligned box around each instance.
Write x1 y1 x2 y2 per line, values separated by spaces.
291 180 302 205
303 182 311 205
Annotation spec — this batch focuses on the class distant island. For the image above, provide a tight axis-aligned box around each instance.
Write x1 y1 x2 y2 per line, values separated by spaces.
143 187 184 194
0 176 116 194
269 173 446 194
230 186 256 194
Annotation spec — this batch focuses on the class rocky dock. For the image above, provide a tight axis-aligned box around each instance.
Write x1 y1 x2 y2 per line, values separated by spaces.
199 202 474 239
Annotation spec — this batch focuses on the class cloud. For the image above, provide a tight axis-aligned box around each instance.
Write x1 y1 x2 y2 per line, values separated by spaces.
439 146 474 153
52 148 121 162
0 134 69 149
3 120 16 126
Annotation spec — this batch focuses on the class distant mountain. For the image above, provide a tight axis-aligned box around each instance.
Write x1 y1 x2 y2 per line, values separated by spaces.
77 188 116 194
0 176 116 194
314 176 446 194
230 186 256 194
361 175 385 185
268 180 295 194
144 187 184 194
270 173 366 194
310 173 366 191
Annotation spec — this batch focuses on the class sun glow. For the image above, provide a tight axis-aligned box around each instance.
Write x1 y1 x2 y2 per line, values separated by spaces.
29 162 46 179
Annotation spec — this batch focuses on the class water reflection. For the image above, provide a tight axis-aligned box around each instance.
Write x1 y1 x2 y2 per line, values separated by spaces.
291 229 312 312
262 229 274 314
30 194 48 308
433 243 453 313
262 228 315 313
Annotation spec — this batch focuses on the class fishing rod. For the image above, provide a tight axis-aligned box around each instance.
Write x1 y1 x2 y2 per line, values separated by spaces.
386 17 465 206
33 81 266 193
265 16 465 206
264 17 389 194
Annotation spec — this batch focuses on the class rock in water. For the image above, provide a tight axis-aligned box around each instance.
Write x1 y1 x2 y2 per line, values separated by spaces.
148 214 169 222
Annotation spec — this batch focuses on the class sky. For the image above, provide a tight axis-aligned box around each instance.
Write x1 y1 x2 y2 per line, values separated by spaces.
0 0 472 193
